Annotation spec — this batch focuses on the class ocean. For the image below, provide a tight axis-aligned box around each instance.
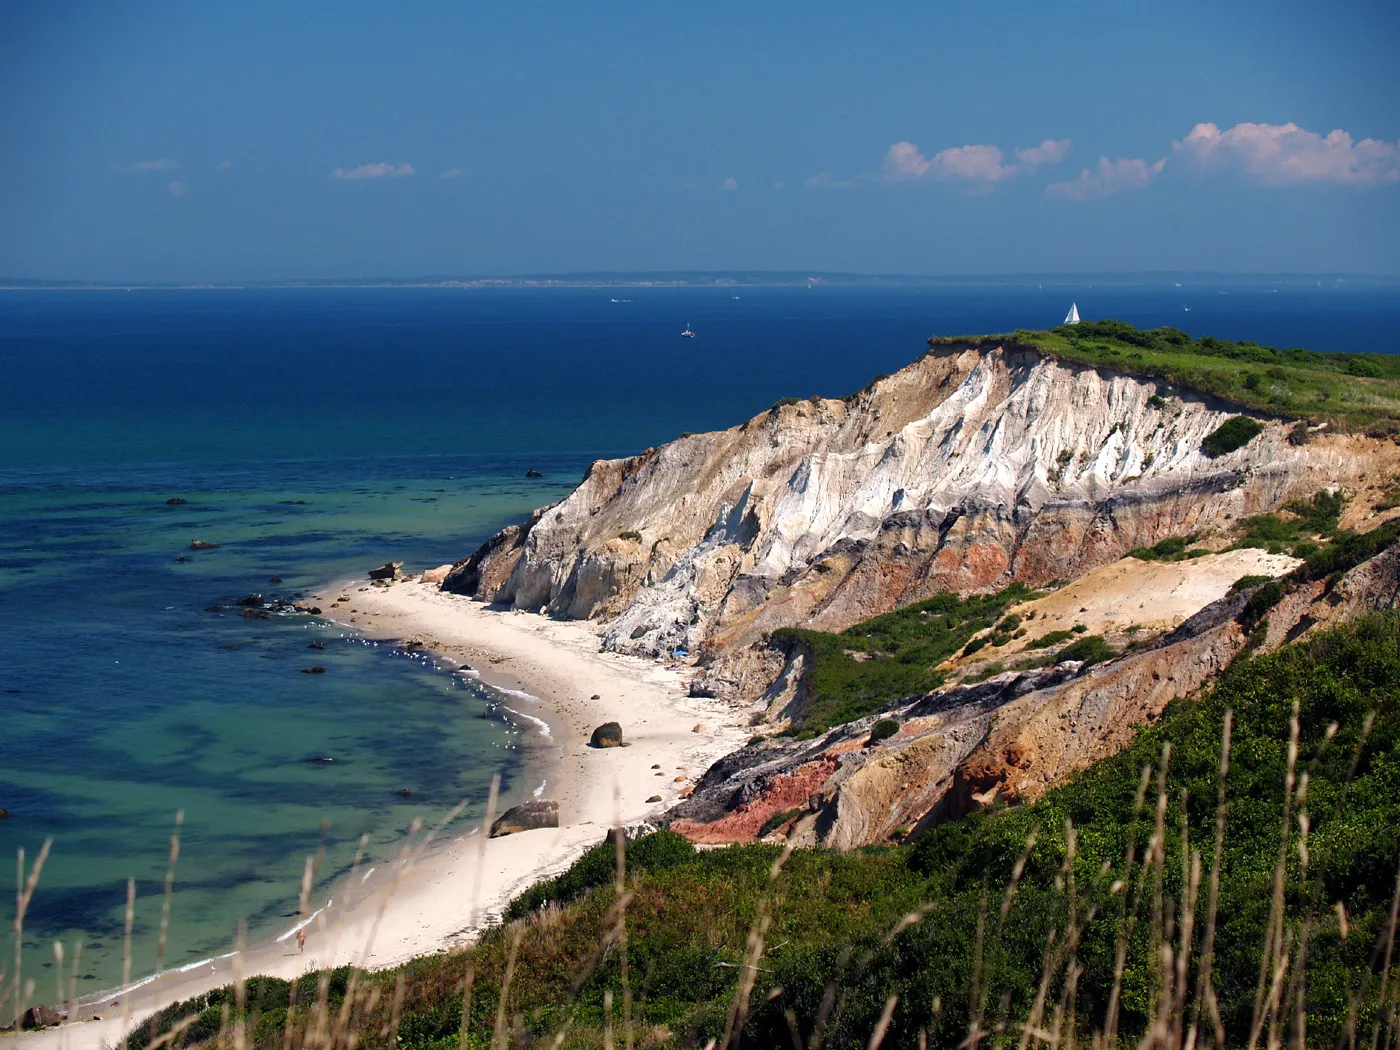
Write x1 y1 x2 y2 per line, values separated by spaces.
1 281 1397 996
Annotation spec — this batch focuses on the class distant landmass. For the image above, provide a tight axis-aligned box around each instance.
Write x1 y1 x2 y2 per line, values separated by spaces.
2 270 1399 290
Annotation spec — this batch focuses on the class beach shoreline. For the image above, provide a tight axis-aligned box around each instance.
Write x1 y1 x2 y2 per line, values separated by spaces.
9 579 751 1050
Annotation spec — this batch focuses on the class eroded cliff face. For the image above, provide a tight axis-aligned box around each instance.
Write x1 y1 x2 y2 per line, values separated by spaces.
446 341 1386 660
663 539 1400 849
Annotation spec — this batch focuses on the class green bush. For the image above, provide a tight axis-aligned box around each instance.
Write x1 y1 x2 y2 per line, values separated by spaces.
1202 414 1264 457
772 583 1041 736
1228 573 1275 594
1054 634 1115 666
868 718 900 743
1027 629 1075 649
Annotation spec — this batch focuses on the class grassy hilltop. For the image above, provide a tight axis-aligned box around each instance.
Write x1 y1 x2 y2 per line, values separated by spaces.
931 319 1400 433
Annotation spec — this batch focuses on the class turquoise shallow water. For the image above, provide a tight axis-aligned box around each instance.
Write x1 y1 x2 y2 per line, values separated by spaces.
1 282 1395 1001
0 457 584 994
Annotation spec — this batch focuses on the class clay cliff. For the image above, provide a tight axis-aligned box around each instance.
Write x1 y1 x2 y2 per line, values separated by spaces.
446 339 1391 660
663 536 1400 849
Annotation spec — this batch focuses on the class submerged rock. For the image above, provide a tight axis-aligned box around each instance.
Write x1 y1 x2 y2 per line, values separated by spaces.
490 799 559 837
189 539 219 550
166 497 189 506
300 666 326 675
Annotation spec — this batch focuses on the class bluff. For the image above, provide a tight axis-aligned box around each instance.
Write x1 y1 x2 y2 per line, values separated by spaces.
445 338 1389 665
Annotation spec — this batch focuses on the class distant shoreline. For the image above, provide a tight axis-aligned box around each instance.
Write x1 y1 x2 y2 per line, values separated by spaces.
3 270 1399 291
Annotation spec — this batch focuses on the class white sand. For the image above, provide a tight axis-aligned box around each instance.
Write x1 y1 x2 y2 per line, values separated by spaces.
10 581 750 1050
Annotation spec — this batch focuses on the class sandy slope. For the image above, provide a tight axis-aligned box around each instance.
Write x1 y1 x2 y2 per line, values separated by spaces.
9 581 750 1050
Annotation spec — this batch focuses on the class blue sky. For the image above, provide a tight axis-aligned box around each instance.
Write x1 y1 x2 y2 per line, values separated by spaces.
2 0 1398 281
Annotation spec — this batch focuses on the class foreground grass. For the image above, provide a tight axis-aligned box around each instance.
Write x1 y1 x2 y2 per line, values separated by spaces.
126 607 1400 1049
929 319 1400 432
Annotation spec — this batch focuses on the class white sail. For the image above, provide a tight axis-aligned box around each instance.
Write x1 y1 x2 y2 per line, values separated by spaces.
1064 302 1080 325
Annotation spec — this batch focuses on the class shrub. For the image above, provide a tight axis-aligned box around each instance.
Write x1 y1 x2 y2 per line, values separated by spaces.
1202 415 1264 457
618 530 642 542
1229 573 1274 594
868 718 900 744
757 808 805 837
1054 634 1115 666
1028 629 1075 649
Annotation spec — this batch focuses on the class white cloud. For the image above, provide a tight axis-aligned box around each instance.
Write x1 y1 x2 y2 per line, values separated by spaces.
330 162 416 180
1046 156 1165 200
111 158 180 173
720 176 738 190
882 137 1071 185
438 167 466 179
1173 121 1400 185
1015 138 1072 170
167 180 186 197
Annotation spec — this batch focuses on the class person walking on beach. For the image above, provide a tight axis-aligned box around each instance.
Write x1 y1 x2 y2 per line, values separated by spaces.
296 928 306 953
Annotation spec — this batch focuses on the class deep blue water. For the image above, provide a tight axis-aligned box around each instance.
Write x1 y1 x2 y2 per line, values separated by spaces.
0 283 1396 995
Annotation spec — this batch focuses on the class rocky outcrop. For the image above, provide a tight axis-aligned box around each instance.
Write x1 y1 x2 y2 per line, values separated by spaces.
665 537 1400 849
446 341 1394 659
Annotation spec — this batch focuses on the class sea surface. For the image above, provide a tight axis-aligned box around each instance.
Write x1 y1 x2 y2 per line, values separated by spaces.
1 282 1397 997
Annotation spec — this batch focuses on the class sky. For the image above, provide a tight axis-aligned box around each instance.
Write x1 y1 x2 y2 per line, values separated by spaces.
2 0 1399 282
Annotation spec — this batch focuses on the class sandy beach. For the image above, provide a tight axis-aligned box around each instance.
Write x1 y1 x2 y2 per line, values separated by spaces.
10 579 751 1050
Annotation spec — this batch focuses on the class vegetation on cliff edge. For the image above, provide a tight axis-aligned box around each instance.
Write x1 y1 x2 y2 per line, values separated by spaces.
929 319 1400 432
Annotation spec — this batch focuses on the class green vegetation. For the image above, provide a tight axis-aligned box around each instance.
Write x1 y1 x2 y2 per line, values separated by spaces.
1234 489 1344 555
1027 628 1076 649
1129 534 1211 561
1228 573 1275 594
770 583 1040 737
930 319 1400 432
136 612 1400 1049
867 718 900 743
1201 414 1264 457
1053 633 1116 666
617 530 642 543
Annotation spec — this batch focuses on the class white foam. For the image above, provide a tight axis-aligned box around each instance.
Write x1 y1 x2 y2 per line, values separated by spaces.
501 705 552 740
276 905 327 942
494 686 541 704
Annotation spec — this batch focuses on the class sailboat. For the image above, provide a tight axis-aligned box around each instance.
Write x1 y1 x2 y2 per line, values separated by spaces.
1064 302 1081 325
681 323 696 339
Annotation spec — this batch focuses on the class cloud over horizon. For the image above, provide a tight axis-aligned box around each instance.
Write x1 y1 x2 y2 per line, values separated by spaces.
1173 121 1400 185
1046 156 1165 200
881 137 1071 186
330 162 416 180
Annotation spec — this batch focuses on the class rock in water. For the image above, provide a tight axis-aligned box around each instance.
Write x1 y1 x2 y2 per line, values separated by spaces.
368 561 404 581
189 539 219 550
525 469 543 478
300 666 326 675
165 497 189 505
589 722 624 748
420 564 454 585
490 799 559 837
234 594 263 607
0 807 9 819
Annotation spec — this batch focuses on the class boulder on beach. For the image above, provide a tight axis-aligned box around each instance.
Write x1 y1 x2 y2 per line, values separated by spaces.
646 795 662 803
21 1004 64 1029
420 564 454 585
368 561 404 581
189 539 219 550
692 723 709 734
589 722 624 748
490 799 559 838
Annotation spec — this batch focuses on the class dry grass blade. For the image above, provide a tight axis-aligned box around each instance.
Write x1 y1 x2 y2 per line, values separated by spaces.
867 994 899 1050
156 811 184 978
9 839 52 1031
490 925 523 1050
